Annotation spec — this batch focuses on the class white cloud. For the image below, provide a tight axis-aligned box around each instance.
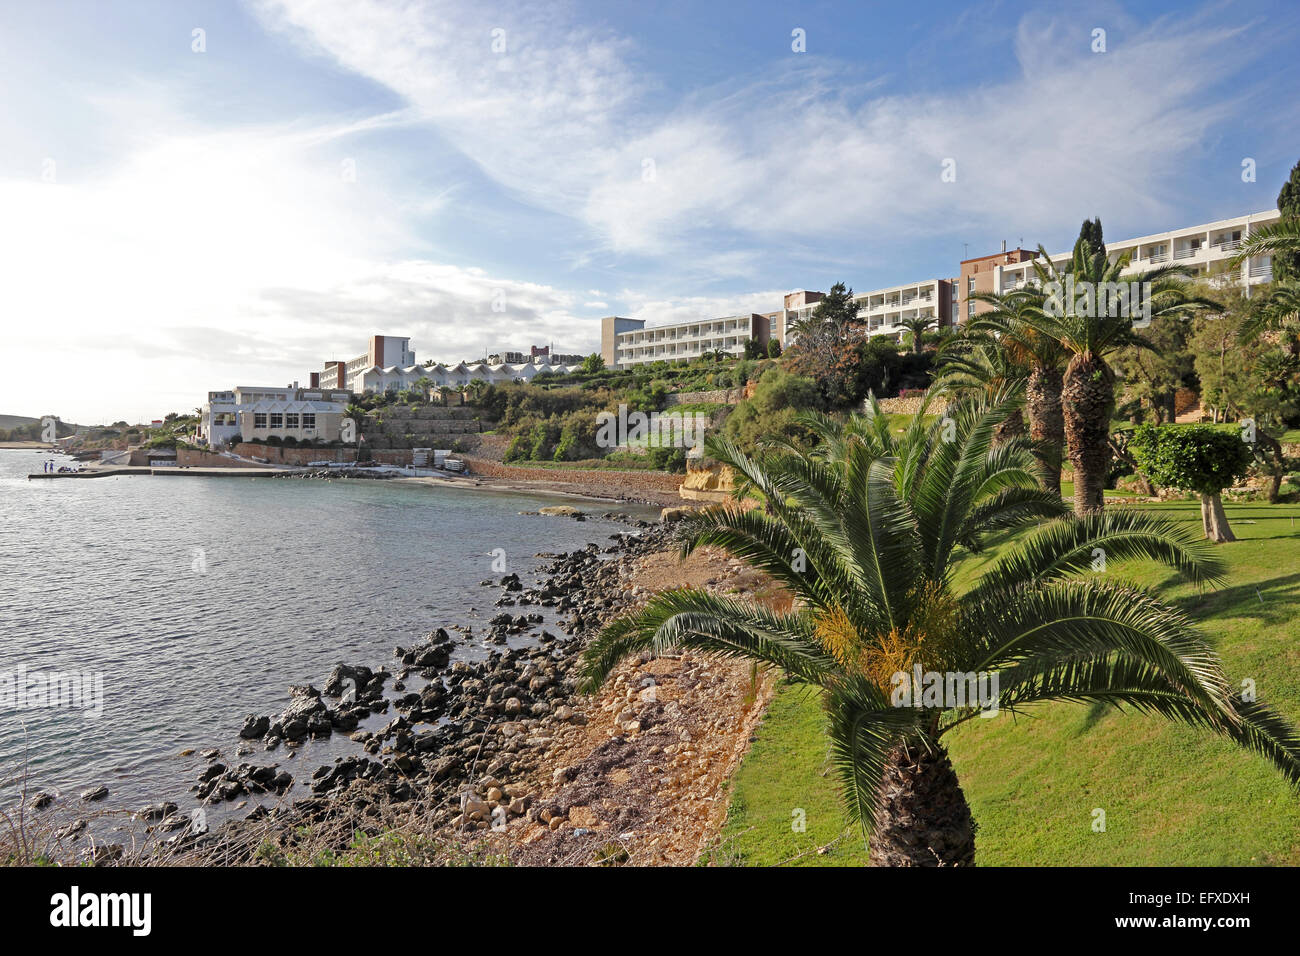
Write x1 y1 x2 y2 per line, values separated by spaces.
255 0 1259 256
0 95 594 422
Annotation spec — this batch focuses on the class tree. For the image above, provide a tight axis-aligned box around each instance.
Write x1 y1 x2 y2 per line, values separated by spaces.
1191 284 1300 502
900 316 936 355
579 395 1300 865
343 403 366 443
767 338 783 359
1018 238 1219 515
1078 216 1104 253
970 289 1068 495
932 332 1027 443
1112 314 1195 424
1274 158 1300 283
581 353 606 375
466 378 489 404
787 282 862 404
743 338 764 360
1129 424 1252 542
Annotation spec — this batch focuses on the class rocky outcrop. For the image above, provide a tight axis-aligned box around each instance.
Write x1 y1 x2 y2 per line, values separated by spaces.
678 460 735 502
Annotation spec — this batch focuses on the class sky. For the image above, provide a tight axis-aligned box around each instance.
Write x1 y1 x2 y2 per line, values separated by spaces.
2 0 1299 424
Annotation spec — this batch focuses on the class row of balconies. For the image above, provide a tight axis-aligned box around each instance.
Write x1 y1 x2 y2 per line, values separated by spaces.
856 290 935 311
619 324 749 345
999 252 1271 290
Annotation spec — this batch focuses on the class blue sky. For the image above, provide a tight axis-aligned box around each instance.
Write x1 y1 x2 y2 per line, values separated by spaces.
3 0 1299 423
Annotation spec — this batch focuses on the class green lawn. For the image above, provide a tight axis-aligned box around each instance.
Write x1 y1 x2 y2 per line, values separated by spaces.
712 498 1300 866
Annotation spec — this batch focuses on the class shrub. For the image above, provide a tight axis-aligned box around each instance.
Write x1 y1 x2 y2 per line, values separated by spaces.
1129 424 1252 541
724 366 824 454
647 446 687 473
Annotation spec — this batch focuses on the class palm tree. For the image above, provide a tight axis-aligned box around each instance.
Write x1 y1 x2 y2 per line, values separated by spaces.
1227 219 1300 348
970 289 1068 496
1016 239 1218 515
579 396 1300 865
900 316 936 355
1225 218 1300 270
932 331 1027 443
466 378 489 405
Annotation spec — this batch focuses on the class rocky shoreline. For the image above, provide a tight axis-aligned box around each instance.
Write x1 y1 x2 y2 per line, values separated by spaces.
183 515 673 863
25 503 775 867
30 512 674 864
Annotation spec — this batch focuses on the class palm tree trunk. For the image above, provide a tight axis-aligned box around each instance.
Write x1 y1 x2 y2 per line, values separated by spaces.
1062 353 1113 516
1026 364 1064 496
993 406 1025 446
869 741 976 867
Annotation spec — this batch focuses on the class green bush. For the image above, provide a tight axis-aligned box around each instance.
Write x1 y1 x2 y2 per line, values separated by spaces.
724 366 824 454
1129 423 1253 540
1129 424 1252 495
647 446 687 473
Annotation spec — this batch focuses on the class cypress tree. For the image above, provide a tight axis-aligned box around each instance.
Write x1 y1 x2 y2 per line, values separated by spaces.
1275 158 1300 283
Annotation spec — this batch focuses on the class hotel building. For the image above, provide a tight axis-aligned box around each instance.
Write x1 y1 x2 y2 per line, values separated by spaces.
603 280 956 370
958 209 1280 323
601 313 771 369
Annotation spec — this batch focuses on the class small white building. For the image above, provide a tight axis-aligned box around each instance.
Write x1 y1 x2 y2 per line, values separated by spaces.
199 385 350 449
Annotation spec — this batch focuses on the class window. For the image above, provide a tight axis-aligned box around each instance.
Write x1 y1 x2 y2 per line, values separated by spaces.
968 301 976 317
285 413 299 429
253 413 267 429
302 414 316 429
269 413 283 428
967 277 975 293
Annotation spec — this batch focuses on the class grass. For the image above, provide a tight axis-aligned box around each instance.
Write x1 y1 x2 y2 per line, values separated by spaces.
714 498 1300 866
1059 479 1130 499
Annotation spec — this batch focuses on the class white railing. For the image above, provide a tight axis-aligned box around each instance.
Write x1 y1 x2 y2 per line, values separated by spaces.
1173 248 1195 259
1249 261 1272 279
1213 239 1241 251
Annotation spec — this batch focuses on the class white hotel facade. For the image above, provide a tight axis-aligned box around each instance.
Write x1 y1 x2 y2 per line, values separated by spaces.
960 209 1279 323
599 209 1280 370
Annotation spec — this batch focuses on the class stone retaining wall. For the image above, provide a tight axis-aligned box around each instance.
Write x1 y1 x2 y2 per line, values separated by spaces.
367 406 478 421
231 444 415 466
664 388 747 407
176 449 259 468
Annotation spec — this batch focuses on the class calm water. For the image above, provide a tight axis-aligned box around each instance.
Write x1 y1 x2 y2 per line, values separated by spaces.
0 449 652 814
